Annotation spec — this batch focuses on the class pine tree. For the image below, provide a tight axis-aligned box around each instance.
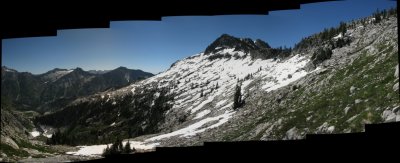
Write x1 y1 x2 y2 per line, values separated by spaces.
102 145 110 157
382 9 387 19
339 21 347 35
118 140 124 153
123 140 133 154
374 8 382 24
109 143 117 155
109 138 123 155
233 82 242 110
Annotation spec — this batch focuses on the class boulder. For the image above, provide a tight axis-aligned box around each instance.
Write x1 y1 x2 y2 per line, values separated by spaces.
355 99 362 104
344 106 351 114
304 62 316 72
1 136 19 149
350 86 357 94
285 127 301 140
393 83 399 92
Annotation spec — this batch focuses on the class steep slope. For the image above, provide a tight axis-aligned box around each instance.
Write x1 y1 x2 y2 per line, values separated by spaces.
1 67 153 113
38 11 398 156
0 97 58 162
36 33 304 145
38 68 73 83
1 67 44 110
81 66 153 94
146 13 399 146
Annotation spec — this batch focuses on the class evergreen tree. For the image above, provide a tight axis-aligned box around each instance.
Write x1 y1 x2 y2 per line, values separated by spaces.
233 82 242 110
200 89 204 97
382 9 387 19
102 145 110 157
339 21 347 34
374 8 382 24
118 139 123 152
123 140 134 154
109 140 119 155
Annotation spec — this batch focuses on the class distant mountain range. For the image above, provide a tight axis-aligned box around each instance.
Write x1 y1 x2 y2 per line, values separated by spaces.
1 66 153 113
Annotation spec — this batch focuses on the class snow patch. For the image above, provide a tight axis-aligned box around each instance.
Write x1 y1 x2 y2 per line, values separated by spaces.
219 102 233 110
154 92 160 98
333 33 343 39
30 131 40 137
43 133 52 138
66 141 159 156
190 94 216 113
146 110 235 141
260 54 309 92
193 110 211 120
215 100 227 107
4 68 16 72
66 144 108 156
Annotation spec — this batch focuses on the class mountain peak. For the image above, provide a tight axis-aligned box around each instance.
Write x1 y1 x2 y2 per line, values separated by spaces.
204 34 242 54
219 33 237 40
255 39 271 49
115 66 128 70
73 67 86 73
46 68 68 73
204 34 271 55
2 66 18 73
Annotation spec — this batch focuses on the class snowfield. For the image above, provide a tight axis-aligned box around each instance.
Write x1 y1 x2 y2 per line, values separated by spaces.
66 141 159 156
128 51 310 142
30 131 40 137
146 110 235 141
89 44 312 147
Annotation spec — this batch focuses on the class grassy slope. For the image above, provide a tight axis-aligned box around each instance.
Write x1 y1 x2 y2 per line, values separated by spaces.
221 36 398 141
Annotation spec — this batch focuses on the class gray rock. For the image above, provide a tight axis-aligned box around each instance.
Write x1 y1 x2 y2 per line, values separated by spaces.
350 86 357 94
355 99 362 104
382 110 397 122
1 137 19 149
344 106 351 115
303 62 316 72
257 100 263 106
327 126 335 133
395 64 399 78
393 106 400 114
393 83 399 92
382 110 393 119
285 127 301 140
385 114 397 122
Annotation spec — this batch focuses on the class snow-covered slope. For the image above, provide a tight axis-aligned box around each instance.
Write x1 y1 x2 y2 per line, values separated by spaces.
40 68 74 82
64 14 399 156
64 36 313 156
78 35 313 145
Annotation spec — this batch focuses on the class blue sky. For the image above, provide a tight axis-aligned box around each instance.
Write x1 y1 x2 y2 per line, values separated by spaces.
2 0 397 74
